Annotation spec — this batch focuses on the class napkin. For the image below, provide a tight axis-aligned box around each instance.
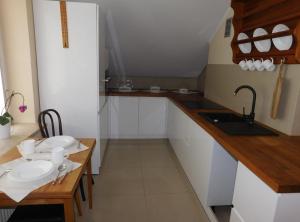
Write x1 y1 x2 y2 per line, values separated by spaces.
34 140 89 155
17 141 89 159
0 158 81 202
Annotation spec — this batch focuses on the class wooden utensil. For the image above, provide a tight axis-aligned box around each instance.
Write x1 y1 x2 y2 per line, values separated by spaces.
271 60 285 119
60 0 69 48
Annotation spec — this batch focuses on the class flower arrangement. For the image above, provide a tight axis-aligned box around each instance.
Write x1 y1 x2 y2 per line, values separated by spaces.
0 90 27 126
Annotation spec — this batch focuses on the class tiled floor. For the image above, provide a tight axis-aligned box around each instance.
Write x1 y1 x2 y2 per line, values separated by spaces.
77 139 210 222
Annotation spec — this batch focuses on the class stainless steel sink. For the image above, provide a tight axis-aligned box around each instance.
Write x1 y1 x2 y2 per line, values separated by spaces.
198 112 278 136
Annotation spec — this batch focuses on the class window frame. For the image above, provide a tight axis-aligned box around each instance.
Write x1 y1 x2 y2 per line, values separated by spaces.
0 29 7 112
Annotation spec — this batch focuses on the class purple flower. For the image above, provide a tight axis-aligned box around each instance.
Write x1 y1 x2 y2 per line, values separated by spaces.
19 105 27 113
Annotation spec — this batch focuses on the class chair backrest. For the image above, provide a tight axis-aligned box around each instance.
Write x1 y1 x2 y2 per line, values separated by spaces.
38 109 63 138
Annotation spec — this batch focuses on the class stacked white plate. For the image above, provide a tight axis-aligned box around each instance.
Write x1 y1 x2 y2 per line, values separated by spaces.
36 136 78 153
253 28 271 52
237 33 252 54
7 160 55 184
272 24 293 51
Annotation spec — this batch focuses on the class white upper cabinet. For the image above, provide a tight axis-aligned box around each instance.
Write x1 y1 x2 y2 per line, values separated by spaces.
139 97 167 138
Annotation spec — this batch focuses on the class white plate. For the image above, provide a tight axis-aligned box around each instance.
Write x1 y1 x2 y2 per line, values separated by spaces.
7 160 55 183
253 28 271 52
43 136 75 148
272 24 293 51
237 33 252 54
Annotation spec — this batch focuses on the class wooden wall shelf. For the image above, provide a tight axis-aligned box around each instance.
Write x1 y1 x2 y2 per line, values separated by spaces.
231 0 300 64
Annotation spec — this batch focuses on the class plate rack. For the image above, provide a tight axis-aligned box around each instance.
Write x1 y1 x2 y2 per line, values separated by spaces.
231 0 300 64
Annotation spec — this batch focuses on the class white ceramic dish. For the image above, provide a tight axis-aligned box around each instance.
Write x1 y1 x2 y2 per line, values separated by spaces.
237 33 252 54
143 89 167 94
7 160 55 183
272 24 293 51
172 90 199 95
253 28 271 52
43 136 75 148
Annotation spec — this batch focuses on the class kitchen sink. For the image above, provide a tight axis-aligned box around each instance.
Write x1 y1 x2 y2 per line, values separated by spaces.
199 112 243 123
198 112 278 136
183 100 224 110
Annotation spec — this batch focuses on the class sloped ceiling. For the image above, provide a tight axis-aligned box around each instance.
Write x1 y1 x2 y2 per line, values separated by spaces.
103 0 229 77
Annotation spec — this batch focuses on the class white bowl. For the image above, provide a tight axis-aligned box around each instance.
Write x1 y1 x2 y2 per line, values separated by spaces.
272 24 293 51
253 28 271 52
237 33 252 54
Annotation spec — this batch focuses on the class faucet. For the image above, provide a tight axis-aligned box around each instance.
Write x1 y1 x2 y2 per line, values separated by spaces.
234 85 256 124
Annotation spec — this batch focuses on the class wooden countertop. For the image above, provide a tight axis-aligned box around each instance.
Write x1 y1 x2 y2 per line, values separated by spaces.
109 90 300 193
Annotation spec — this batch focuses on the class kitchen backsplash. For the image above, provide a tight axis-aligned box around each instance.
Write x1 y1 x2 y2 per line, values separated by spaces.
108 75 202 91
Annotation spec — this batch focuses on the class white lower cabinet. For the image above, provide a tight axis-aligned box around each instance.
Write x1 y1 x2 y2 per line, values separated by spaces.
109 96 167 139
109 96 139 138
167 100 237 221
100 100 109 164
230 162 300 222
139 97 167 138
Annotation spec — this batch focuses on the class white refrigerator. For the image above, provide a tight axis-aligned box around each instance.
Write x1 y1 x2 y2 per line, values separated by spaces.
33 0 108 174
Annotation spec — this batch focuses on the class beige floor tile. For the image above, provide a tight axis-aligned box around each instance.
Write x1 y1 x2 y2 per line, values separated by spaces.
76 139 210 222
141 147 176 168
109 139 141 146
143 167 190 194
77 195 148 222
139 143 171 151
102 146 141 168
96 168 145 195
146 194 209 222
137 139 169 146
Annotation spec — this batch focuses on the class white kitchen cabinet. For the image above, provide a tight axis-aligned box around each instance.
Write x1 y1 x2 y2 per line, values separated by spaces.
100 100 109 163
230 162 300 222
167 100 237 222
109 96 167 138
109 96 139 138
139 97 167 138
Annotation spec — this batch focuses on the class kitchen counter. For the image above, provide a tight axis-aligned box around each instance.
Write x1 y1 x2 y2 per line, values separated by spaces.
109 90 300 193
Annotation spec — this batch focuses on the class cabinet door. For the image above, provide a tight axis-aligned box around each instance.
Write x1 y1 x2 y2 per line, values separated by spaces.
138 97 167 138
187 118 214 205
231 162 279 222
109 96 139 138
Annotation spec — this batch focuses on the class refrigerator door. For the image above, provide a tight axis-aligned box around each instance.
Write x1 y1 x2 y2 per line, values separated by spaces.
33 0 101 173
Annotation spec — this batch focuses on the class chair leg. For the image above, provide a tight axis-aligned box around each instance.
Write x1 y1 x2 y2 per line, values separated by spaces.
79 178 86 201
75 188 83 216
92 176 95 185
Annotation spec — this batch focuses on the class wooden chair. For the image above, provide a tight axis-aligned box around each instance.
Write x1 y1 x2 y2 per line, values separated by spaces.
38 109 87 201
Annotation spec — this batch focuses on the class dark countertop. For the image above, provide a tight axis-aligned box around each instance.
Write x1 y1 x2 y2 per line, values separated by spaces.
109 90 300 193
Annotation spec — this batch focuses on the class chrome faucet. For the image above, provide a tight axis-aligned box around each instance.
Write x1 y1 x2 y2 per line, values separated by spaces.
234 85 256 124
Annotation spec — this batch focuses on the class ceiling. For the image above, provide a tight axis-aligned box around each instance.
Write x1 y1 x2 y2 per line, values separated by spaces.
102 0 229 77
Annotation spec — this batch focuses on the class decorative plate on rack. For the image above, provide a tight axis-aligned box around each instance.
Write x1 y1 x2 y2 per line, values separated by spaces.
253 28 271 52
237 33 252 54
272 24 293 51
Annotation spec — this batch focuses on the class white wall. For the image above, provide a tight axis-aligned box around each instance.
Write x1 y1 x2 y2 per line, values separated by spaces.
0 0 40 123
103 0 229 77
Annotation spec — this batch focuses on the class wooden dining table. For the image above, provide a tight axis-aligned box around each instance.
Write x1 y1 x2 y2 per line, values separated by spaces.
0 138 96 222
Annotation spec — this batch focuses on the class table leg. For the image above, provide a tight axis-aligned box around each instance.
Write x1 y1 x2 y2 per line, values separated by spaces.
75 188 83 216
87 158 93 209
64 198 75 222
